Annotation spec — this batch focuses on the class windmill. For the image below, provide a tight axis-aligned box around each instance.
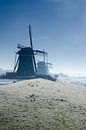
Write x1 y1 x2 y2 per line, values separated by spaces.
14 25 48 78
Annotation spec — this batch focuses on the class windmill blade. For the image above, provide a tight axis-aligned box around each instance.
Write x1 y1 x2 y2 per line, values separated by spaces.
29 24 33 49
14 57 19 72
33 55 37 75
34 50 48 55
29 24 37 76
47 63 53 66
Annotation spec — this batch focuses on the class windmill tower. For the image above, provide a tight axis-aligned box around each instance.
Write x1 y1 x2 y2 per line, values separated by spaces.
13 25 36 78
14 25 48 78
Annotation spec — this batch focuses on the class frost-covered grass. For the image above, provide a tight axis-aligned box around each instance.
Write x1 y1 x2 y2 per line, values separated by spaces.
0 78 86 130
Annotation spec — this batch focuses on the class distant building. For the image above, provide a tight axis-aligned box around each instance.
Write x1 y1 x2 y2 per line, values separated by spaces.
37 61 49 76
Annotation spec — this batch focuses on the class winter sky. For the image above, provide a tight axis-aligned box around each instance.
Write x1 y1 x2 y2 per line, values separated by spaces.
0 0 86 76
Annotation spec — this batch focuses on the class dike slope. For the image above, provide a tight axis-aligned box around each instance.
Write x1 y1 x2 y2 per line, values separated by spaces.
0 78 86 130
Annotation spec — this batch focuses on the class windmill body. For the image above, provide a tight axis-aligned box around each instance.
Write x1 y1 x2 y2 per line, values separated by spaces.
16 47 35 77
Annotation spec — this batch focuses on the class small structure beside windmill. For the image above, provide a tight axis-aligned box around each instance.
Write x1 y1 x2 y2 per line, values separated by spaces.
1 25 56 81
37 61 49 76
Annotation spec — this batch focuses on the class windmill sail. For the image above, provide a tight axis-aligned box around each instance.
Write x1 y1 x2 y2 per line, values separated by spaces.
29 25 37 76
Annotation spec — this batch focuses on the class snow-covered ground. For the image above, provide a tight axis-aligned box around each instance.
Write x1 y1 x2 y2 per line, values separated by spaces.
59 76 86 89
0 78 86 129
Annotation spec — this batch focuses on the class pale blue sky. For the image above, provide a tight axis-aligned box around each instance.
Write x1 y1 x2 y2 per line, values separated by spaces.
0 0 86 76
